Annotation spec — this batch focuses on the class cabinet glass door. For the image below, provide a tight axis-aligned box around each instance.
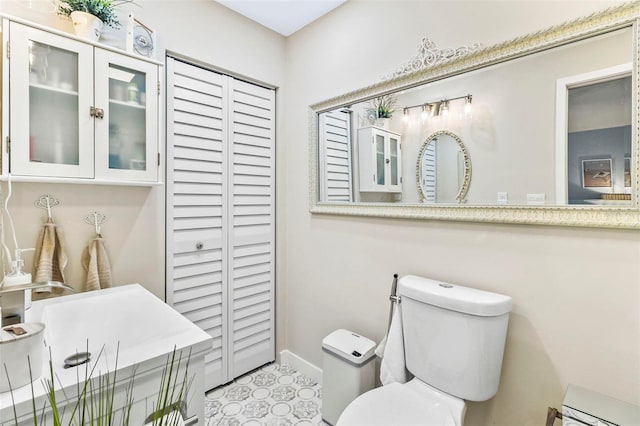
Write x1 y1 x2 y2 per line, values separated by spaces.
9 23 94 178
94 49 158 181
389 136 399 186
375 133 386 186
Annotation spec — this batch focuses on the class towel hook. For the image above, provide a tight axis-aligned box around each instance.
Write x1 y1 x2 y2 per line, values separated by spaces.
35 194 60 221
84 212 107 236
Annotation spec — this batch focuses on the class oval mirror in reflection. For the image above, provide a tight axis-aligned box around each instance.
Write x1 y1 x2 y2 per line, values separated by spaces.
417 131 471 204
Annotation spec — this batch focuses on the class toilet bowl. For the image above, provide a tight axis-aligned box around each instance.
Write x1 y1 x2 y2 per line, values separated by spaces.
337 378 466 426
335 275 512 426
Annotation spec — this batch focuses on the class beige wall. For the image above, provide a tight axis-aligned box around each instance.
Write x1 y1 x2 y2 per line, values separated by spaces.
0 1 286 301
283 1 639 425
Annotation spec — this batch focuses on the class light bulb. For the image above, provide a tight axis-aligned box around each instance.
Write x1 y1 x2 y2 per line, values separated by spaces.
421 105 429 121
403 108 410 123
464 95 473 118
440 101 449 117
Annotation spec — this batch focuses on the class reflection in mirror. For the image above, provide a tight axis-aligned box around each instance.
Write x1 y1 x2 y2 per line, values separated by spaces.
316 26 633 207
555 65 631 205
318 109 353 202
417 131 470 204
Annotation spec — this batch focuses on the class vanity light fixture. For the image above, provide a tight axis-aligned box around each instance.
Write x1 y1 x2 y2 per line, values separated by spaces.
401 93 471 121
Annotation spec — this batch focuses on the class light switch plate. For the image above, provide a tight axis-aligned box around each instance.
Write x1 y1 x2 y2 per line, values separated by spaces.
527 193 545 205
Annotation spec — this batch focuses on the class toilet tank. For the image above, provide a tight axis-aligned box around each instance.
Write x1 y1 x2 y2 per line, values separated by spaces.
397 275 512 401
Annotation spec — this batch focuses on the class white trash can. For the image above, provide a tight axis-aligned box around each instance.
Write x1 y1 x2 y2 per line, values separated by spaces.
321 329 376 425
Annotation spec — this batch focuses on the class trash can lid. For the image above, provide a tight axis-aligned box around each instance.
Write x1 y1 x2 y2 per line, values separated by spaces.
322 329 376 365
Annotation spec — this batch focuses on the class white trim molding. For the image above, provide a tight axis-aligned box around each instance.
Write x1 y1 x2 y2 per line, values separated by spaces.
280 350 323 384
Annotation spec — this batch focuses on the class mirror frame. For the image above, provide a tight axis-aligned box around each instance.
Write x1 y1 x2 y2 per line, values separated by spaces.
309 3 640 229
416 130 471 204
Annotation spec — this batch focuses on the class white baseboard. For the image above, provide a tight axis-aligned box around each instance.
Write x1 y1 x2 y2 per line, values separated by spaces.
280 349 323 384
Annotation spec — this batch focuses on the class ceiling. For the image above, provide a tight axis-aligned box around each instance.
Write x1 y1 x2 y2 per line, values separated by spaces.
214 0 347 36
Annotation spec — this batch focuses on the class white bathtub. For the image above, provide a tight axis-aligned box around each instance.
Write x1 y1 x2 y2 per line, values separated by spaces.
0 284 212 425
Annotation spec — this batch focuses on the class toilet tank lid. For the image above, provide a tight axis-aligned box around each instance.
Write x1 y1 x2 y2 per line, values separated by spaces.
398 275 513 317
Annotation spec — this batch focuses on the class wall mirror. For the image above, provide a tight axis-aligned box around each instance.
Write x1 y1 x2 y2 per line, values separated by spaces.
309 3 640 228
417 130 471 204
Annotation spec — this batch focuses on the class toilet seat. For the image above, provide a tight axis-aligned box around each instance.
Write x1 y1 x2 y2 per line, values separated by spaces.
337 379 464 426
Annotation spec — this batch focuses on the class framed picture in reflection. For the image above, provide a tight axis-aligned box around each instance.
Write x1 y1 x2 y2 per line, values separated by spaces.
582 158 612 188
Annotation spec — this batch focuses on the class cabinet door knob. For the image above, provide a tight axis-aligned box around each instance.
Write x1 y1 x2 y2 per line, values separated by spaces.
196 242 204 250
385 158 390 164
90 107 105 119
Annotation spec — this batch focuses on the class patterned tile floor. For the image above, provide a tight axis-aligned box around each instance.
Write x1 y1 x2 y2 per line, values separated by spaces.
205 363 329 426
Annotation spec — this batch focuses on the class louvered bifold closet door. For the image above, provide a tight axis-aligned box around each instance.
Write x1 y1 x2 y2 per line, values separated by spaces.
227 79 276 378
422 141 437 202
319 110 353 202
167 58 275 390
166 58 228 390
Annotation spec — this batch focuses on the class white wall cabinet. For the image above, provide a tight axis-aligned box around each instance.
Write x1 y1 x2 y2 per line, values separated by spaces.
357 126 402 193
2 19 161 183
166 58 276 391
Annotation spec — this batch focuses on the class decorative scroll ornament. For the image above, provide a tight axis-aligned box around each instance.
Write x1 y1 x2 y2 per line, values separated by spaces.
382 37 482 80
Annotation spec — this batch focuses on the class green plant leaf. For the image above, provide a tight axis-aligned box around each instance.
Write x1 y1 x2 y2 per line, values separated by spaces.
9 342 189 426
57 0 137 29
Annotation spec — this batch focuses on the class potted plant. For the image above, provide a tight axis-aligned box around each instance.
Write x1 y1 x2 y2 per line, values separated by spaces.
58 0 136 41
367 94 397 126
6 344 192 425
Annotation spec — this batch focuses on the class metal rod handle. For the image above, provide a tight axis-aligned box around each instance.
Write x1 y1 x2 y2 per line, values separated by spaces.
386 274 399 334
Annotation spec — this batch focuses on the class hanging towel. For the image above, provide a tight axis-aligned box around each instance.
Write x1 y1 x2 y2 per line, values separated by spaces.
379 302 411 386
33 220 69 293
374 334 387 358
81 236 112 292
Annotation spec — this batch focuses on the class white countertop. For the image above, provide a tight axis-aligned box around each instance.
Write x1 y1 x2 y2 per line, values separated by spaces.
0 284 212 418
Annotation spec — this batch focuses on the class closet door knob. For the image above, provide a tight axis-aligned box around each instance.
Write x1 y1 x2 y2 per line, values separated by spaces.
196 242 204 250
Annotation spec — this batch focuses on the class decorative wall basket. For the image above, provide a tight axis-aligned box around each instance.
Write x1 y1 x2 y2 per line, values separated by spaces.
70 10 103 41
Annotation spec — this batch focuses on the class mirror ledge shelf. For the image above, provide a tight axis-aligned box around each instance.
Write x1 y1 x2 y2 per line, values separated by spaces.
309 2 640 229
310 203 640 229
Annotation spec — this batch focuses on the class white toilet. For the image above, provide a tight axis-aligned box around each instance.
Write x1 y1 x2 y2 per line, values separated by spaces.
337 275 513 426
